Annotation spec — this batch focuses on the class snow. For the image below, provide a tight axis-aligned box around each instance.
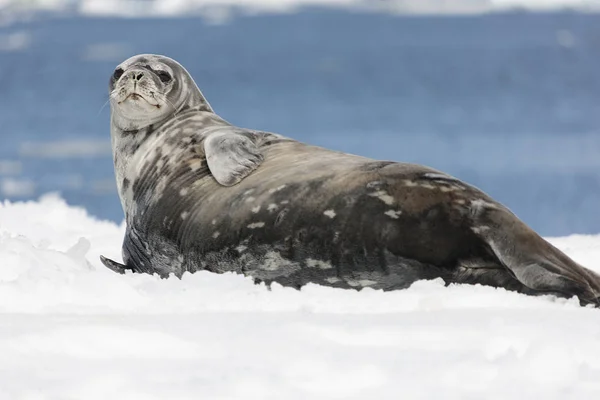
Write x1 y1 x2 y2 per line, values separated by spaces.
1 193 600 398
1 0 600 19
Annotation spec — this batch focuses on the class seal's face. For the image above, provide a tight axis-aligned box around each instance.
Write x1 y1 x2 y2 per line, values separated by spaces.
109 54 213 132
109 55 185 131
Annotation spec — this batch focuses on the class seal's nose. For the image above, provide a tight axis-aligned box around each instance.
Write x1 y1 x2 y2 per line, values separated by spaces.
131 71 144 82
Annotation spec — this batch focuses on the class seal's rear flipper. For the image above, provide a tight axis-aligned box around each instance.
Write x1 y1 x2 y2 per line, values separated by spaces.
100 255 135 274
473 207 600 306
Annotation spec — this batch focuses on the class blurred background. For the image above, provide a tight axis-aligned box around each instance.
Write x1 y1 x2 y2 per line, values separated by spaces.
0 0 600 236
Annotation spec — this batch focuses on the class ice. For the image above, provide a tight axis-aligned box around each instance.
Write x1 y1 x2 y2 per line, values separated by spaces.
0 31 31 51
0 193 600 397
1 0 599 19
19 140 112 159
0 178 35 197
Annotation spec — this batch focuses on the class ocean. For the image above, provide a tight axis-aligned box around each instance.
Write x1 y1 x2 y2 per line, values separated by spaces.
1 9 599 236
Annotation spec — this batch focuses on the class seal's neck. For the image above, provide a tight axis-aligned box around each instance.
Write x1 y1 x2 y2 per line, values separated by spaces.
110 123 150 217
184 75 214 114
188 90 213 114
110 110 228 218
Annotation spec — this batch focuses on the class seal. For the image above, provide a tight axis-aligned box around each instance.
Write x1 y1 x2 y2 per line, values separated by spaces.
101 54 600 306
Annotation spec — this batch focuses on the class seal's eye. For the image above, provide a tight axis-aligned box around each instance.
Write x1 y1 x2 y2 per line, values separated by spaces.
156 70 172 83
113 68 124 80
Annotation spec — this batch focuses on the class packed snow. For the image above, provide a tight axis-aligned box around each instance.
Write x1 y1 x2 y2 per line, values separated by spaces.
1 193 600 398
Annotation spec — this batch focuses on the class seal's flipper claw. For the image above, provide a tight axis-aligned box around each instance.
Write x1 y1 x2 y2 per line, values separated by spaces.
100 255 133 274
204 129 263 186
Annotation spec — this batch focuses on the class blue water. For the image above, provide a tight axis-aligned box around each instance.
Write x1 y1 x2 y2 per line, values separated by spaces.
1 10 599 236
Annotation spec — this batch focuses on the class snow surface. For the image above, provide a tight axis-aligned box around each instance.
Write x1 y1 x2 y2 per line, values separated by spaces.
1 193 600 398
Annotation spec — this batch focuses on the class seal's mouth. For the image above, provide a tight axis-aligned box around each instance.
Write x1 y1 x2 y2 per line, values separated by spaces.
118 92 161 108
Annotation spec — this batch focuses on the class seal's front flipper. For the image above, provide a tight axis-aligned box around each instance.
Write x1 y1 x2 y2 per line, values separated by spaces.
204 130 263 186
100 255 135 274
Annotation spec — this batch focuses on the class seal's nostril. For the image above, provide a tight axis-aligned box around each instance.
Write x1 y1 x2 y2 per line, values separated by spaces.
135 73 144 81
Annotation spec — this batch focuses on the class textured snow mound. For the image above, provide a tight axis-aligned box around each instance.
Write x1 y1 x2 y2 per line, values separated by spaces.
1 194 600 399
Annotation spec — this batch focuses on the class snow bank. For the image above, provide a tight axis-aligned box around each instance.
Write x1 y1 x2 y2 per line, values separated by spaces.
1 0 599 20
1 194 600 398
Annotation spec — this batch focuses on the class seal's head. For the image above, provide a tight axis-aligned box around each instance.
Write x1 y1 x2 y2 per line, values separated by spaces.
109 54 212 131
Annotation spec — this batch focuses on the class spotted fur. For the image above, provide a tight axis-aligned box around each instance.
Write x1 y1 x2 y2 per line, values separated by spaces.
102 54 600 307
